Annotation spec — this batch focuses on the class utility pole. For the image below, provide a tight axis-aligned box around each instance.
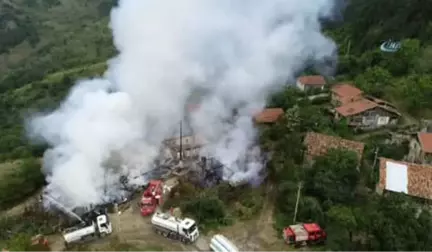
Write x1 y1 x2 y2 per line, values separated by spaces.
346 39 351 56
293 182 303 224
371 147 380 181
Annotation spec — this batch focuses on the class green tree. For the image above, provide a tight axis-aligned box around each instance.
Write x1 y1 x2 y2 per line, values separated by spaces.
380 39 421 76
327 205 357 242
0 233 32 251
267 86 303 110
0 158 44 210
306 149 360 205
355 66 393 98
182 197 227 227
415 45 432 73
392 74 432 114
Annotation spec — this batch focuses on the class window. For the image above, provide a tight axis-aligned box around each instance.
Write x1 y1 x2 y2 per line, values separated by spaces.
187 224 197 233
377 116 389 125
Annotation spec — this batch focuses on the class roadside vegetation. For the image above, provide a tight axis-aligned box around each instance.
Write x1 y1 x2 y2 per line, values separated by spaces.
1 0 432 251
163 180 265 232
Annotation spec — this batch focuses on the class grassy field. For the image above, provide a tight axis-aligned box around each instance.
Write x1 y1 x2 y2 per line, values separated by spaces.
0 0 115 89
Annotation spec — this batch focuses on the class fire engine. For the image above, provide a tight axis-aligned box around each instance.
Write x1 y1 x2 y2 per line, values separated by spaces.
283 223 326 246
140 180 163 216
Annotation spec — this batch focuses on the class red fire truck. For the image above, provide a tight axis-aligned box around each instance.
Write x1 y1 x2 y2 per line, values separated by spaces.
283 223 326 246
140 180 163 216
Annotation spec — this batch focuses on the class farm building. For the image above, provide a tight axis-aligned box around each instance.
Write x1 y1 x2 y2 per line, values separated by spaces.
303 132 365 164
296 75 326 92
378 158 432 200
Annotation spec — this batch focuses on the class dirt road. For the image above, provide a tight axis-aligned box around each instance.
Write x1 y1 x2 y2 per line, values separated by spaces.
214 184 287 251
3 184 287 251
45 197 210 251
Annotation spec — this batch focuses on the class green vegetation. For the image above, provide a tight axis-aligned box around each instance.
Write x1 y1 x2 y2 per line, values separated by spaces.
164 180 265 232
1 0 432 251
0 158 44 210
0 0 116 90
264 88 432 250
332 0 432 117
81 236 164 251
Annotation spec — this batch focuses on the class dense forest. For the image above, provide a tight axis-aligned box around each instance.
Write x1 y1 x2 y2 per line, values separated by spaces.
1 0 432 250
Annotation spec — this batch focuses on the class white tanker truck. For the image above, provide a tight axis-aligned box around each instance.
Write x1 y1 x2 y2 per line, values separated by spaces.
151 211 199 244
62 213 112 248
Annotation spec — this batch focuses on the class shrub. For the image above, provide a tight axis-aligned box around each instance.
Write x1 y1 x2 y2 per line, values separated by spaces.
0 158 44 210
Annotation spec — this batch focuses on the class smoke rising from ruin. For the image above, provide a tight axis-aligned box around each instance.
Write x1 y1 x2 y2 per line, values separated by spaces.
28 0 337 209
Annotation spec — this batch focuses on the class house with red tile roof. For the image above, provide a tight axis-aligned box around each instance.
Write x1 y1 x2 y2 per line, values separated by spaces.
296 75 326 92
407 132 432 164
303 132 365 163
329 82 401 130
333 98 401 130
377 158 432 200
253 108 284 124
331 83 363 105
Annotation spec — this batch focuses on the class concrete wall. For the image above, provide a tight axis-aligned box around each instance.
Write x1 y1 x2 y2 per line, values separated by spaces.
296 80 305 91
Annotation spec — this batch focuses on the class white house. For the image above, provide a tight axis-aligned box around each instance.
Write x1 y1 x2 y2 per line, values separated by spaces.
296 75 326 91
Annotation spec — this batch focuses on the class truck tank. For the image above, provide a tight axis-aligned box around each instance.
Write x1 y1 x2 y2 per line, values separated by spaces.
151 212 182 232
210 234 239 252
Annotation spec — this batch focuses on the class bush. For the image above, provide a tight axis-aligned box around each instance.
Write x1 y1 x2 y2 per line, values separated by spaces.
182 197 227 227
0 158 44 210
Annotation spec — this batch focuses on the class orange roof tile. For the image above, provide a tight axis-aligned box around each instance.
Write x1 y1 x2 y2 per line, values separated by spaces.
331 83 363 98
418 132 432 154
304 132 365 161
335 99 378 117
297 75 326 86
253 108 284 123
378 158 432 200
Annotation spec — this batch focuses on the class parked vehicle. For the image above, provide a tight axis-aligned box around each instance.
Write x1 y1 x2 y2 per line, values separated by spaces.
151 211 199 244
283 223 326 246
210 234 239 252
62 213 112 248
140 180 163 216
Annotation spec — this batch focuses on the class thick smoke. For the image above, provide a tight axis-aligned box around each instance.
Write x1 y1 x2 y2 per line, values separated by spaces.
28 0 337 209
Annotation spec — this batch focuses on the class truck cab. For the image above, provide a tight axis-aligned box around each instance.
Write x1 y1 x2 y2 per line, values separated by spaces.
96 214 112 236
179 218 199 242
140 197 158 216
283 223 326 246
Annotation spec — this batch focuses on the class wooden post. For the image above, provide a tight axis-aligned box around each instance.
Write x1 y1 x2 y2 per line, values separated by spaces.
371 147 380 182
293 182 303 224
346 39 351 56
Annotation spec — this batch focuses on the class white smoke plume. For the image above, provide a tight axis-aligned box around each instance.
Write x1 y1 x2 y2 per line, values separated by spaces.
28 0 337 209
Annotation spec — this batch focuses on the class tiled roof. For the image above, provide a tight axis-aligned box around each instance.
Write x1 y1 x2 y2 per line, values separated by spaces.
253 108 284 123
297 75 326 86
304 132 365 161
335 99 378 117
331 83 363 100
378 158 432 200
418 132 432 154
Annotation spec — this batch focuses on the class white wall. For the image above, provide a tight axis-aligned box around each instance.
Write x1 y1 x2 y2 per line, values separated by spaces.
377 116 390 126
296 80 305 91
385 161 408 194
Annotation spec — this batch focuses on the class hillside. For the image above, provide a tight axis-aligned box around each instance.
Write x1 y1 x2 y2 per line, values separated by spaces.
1 0 432 251
0 0 116 91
